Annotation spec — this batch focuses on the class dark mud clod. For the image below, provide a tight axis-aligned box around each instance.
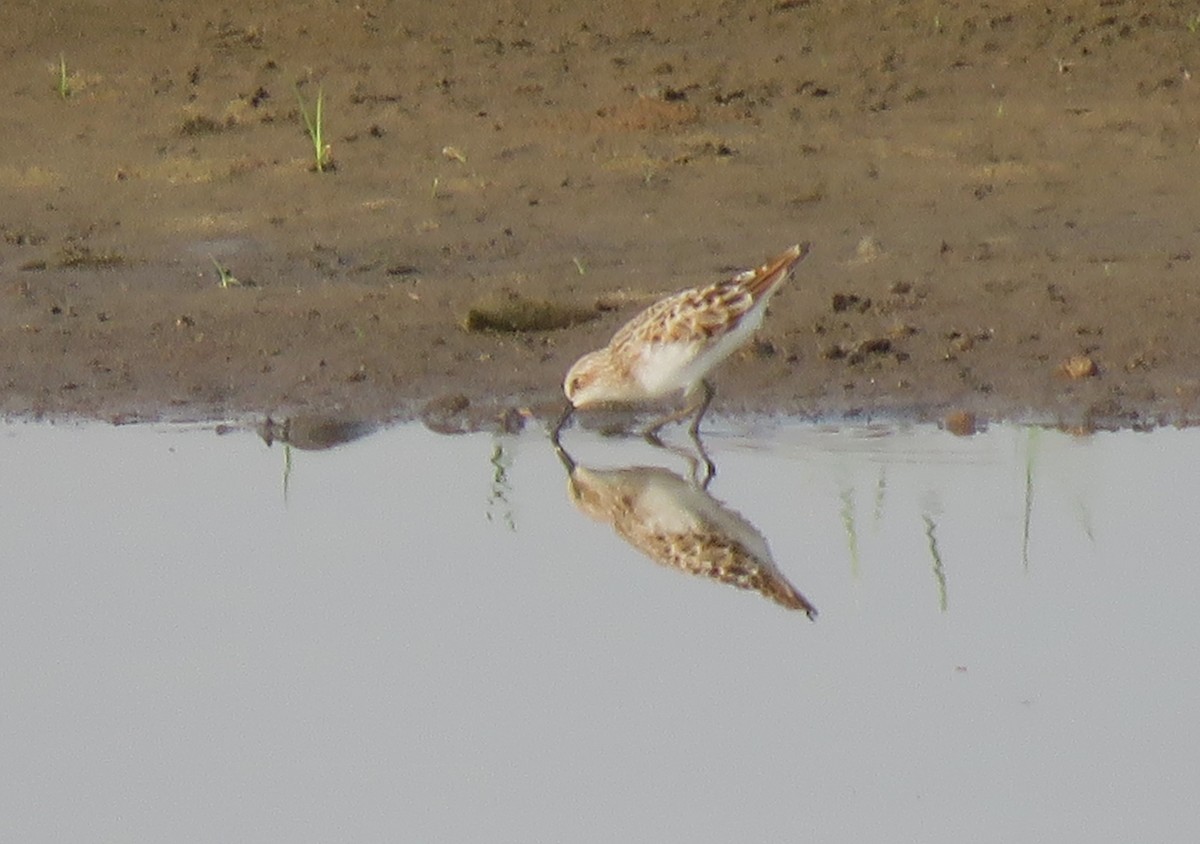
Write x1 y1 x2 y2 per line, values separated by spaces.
57 243 125 269
832 292 871 313
259 415 377 450
462 292 600 333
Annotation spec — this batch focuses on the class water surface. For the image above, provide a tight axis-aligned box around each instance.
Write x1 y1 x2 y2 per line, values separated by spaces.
1 420 1196 842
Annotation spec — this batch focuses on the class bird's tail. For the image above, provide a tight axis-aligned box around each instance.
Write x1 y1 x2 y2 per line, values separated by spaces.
740 241 811 299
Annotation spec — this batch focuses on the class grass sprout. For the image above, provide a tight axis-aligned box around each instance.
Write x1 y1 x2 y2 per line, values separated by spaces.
211 257 240 288
294 84 332 172
486 442 516 531
839 485 860 577
923 513 949 611
57 53 71 99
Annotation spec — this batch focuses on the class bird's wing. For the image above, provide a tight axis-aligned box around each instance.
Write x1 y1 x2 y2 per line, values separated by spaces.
608 279 757 353
607 243 806 353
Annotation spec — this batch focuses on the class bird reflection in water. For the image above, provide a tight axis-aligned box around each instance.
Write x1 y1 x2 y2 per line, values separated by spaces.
553 436 817 618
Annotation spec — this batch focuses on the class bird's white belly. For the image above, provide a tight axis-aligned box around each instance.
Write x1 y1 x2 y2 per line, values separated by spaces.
633 303 766 397
634 341 704 396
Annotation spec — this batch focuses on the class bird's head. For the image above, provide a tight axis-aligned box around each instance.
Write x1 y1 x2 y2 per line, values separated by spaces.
563 350 613 408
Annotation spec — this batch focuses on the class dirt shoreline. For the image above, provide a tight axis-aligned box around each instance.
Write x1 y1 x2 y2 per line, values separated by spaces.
5 2 1200 433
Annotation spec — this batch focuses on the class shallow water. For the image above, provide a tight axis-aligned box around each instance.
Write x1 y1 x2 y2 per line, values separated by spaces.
2 419 1198 842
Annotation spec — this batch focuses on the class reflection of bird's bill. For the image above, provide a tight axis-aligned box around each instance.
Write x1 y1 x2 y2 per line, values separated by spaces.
563 459 816 618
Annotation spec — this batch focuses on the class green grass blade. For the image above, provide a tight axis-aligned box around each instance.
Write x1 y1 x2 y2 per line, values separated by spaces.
294 84 328 172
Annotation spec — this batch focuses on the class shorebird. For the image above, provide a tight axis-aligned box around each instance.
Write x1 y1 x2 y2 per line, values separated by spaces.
553 242 810 440
556 446 817 618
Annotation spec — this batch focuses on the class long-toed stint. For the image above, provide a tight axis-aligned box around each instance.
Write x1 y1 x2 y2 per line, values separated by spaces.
552 242 810 441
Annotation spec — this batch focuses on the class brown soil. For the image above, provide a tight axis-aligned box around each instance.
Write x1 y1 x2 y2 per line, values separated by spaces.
5 1 1200 432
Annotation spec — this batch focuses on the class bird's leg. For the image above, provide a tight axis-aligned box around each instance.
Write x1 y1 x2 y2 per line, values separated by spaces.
642 407 680 441
642 380 715 441
642 427 668 448
643 430 701 480
550 402 575 448
685 380 717 487
691 431 717 490
687 379 716 439
642 421 717 490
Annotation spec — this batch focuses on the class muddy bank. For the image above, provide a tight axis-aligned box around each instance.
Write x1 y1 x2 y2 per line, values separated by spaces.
4 1 1200 432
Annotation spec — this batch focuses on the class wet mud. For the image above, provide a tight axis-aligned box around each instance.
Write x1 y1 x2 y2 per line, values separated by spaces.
5 2 1200 432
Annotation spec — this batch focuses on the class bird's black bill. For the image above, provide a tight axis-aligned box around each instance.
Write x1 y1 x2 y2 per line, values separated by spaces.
551 402 575 447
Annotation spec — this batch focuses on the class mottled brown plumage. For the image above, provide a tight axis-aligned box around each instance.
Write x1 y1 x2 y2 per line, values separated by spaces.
567 463 817 617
